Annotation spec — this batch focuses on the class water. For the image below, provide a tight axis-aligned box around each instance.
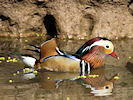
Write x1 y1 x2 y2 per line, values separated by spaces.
0 37 133 100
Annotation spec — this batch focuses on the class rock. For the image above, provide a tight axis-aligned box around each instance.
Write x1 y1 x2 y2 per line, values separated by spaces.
91 3 133 39
0 0 133 39
0 0 47 37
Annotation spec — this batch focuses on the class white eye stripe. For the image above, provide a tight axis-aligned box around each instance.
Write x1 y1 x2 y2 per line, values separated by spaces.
89 40 113 50
90 40 107 49
82 40 105 53
82 40 107 53
81 40 113 53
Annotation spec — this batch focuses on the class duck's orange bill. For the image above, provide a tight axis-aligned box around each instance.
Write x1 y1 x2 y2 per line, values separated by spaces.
110 51 119 59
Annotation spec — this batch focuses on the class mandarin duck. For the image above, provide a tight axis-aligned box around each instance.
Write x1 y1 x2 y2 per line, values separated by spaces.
36 37 118 73
11 37 118 77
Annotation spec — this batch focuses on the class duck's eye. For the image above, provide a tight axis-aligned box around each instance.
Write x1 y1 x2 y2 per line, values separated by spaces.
105 86 109 89
106 45 109 48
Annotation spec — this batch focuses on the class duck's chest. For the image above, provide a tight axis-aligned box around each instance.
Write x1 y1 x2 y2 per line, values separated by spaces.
89 56 105 68
82 53 105 68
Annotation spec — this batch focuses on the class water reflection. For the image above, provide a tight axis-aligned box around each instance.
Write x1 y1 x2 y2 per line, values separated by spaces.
39 67 118 96
80 68 118 96
126 62 133 74
39 71 79 89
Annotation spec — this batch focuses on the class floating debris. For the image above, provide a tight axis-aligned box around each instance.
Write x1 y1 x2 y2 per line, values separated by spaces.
23 68 30 73
76 75 99 79
17 71 20 74
24 46 26 48
47 77 50 80
114 76 119 80
23 68 33 74
25 40 28 42
36 33 40 37
129 56 132 59
13 73 16 76
13 58 18 62
67 97 70 100
5 57 19 63
77 76 86 79
0 57 5 60
36 33 46 37
6 60 10 62
89 75 99 78
9 79 13 83
77 76 81 79
33 70 38 75
8 57 11 59
81 76 87 78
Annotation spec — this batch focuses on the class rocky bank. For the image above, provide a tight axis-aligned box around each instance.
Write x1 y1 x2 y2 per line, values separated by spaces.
0 0 133 39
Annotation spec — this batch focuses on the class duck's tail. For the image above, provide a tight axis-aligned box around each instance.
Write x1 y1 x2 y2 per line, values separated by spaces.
26 44 40 53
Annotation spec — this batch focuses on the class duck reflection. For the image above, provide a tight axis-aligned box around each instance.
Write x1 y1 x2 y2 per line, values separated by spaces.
40 70 79 89
80 67 118 96
40 67 118 96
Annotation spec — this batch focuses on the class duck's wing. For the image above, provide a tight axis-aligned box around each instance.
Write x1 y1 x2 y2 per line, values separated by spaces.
40 38 58 62
40 56 81 72
75 37 102 57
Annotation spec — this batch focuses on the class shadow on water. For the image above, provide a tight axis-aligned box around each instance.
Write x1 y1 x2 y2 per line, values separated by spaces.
0 37 133 100
126 62 133 74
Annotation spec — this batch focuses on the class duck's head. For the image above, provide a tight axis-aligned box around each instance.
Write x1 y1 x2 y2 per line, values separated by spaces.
91 74 119 96
77 37 118 59
101 81 113 90
89 81 113 96
82 77 114 96
89 38 118 59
